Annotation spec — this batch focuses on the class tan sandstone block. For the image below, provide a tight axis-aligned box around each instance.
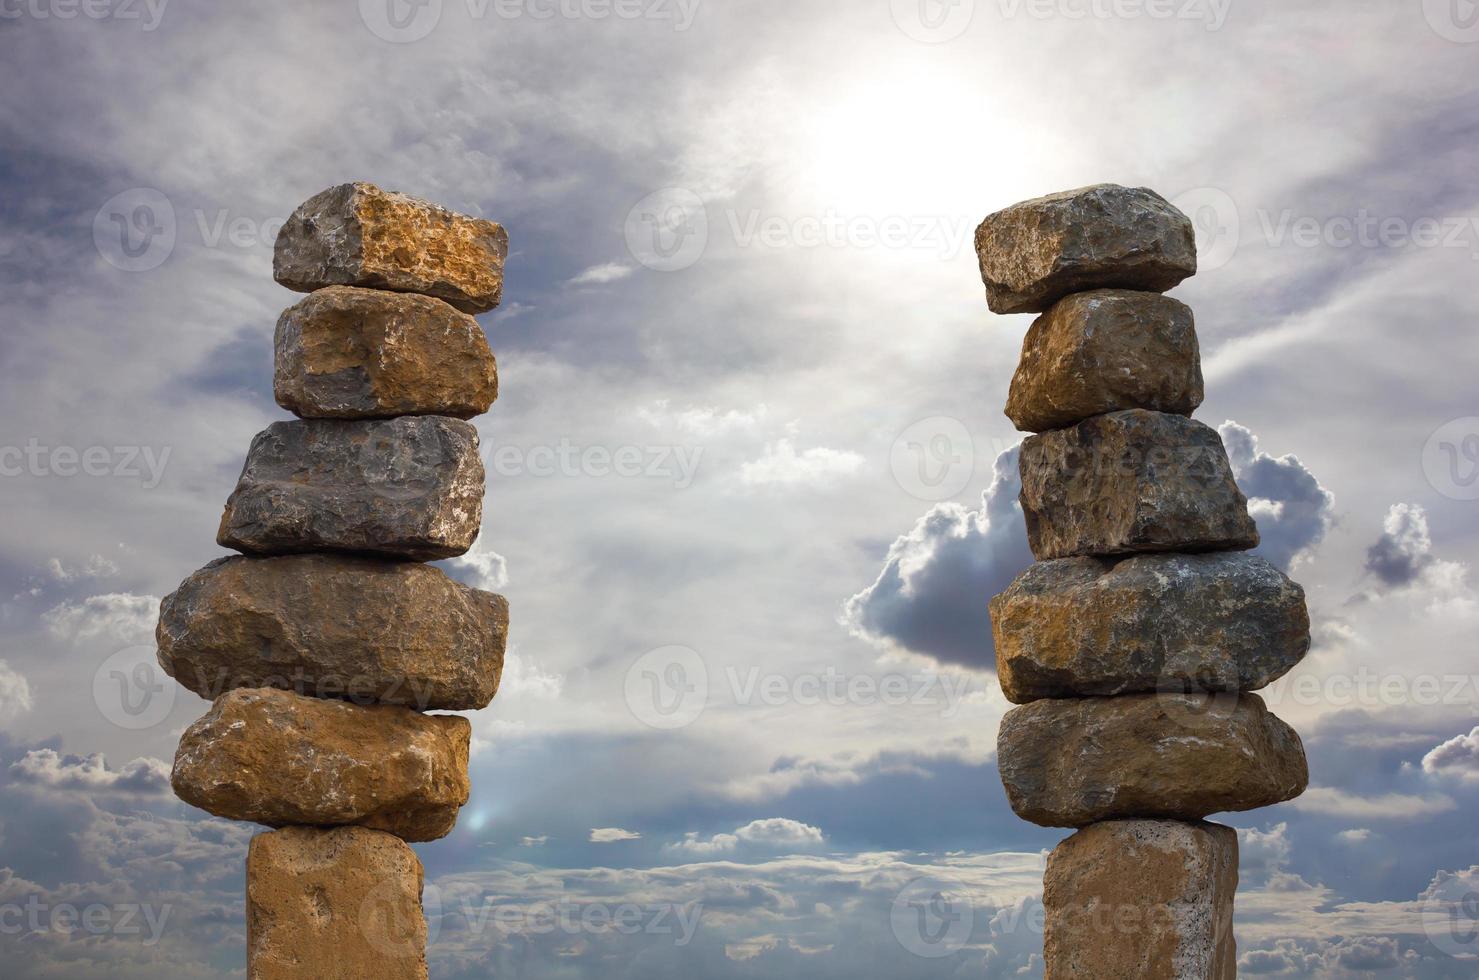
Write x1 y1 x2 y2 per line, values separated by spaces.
247 826 428 980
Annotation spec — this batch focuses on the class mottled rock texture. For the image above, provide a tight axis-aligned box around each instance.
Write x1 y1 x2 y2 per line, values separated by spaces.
247 827 428 980
997 693 1307 827
274 182 508 314
1006 290 1202 432
990 553 1308 703
172 688 470 841
1043 820 1237 979
275 286 497 420
975 184 1197 314
1019 409 1259 559
157 555 507 710
217 416 484 561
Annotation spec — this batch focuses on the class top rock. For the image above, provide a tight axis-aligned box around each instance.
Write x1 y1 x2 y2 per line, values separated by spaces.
975 185 1196 314
274 183 508 315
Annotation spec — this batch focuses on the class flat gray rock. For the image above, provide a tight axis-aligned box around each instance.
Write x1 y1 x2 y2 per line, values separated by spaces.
991 553 1308 703
1007 289 1202 432
975 184 1196 314
217 416 484 561
1019 410 1259 559
158 554 507 710
997 693 1308 827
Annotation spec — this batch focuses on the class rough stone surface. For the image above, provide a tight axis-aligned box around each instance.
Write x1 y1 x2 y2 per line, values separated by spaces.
247 826 428 980
975 184 1197 314
217 416 484 561
990 553 1308 703
1019 409 1259 559
172 688 470 842
1043 820 1237 979
997 693 1308 827
274 182 508 314
1006 290 1203 432
157 555 507 710
275 286 497 420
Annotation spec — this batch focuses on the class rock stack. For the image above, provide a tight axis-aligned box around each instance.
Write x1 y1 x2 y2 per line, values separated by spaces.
976 185 1311 978
158 182 510 979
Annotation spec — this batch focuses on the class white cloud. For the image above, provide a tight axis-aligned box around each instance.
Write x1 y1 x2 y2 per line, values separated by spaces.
46 554 119 582
41 592 158 645
9 749 171 795
1219 420 1335 571
1337 828 1373 844
1421 726 1479 782
447 533 510 590
1291 786 1456 820
0 660 33 722
568 262 634 285
589 827 642 843
667 817 826 856
739 439 865 488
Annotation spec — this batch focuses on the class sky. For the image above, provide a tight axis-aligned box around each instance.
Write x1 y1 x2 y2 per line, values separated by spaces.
2 0 1479 976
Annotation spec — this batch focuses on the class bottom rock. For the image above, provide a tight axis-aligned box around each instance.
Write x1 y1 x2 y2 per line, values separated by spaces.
248 826 428 980
1044 820 1236 979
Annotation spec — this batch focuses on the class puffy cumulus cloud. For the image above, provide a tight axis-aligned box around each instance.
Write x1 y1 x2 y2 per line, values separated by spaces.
0 660 33 722
590 827 643 843
738 439 865 488
1421 726 1479 783
9 750 171 796
40 593 158 646
1219 421 1335 572
667 818 825 857
1360 503 1472 605
446 532 510 590
842 446 1030 670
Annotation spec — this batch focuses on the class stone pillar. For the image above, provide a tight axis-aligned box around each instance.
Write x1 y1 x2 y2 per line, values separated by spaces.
159 182 511 978
975 184 1311 978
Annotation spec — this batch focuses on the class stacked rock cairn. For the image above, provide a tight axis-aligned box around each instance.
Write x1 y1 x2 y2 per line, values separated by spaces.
976 185 1311 978
157 183 509 979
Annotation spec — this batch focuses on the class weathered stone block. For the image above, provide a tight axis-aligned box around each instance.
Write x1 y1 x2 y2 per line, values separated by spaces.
157 554 507 710
247 826 428 980
274 182 508 314
1006 290 1202 432
1043 819 1237 979
975 184 1196 314
275 286 497 420
990 553 1308 703
217 416 484 561
172 688 470 841
1019 409 1259 559
997 693 1307 827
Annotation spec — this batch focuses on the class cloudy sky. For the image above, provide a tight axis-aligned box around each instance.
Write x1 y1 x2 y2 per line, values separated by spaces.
3 0 1479 976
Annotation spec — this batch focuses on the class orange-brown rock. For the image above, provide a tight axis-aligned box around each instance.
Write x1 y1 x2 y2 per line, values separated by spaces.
217 416 484 561
997 693 1307 827
990 553 1308 704
172 688 470 842
1006 290 1202 433
157 555 507 710
974 184 1197 314
274 182 508 314
247 826 428 980
275 286 497 420
1019 409 1259 559
1043 819 1237 979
